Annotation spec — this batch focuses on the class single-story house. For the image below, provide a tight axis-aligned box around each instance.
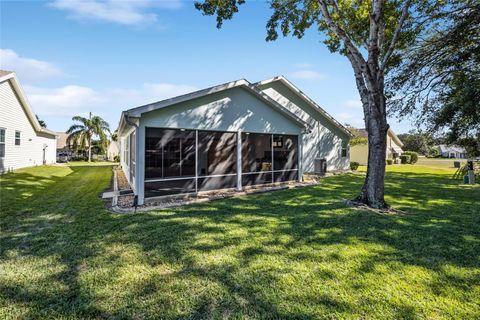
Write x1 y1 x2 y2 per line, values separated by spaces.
107 141 119 161
436 144 466 158
350 128 404 165
0 70 57 173
117 76 352 204
56 132 73 159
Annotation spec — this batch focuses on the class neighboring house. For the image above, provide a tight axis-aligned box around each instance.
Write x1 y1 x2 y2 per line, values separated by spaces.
56 132 73 158
117 76 352 205
107 141 119 161
436 144 466 158
350 128 404 165
0 70 57 173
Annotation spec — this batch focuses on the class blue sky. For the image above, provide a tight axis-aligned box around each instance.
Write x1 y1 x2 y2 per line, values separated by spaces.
1 0 413 133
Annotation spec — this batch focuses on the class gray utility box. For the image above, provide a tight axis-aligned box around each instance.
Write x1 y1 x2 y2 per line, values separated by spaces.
314 158 327 175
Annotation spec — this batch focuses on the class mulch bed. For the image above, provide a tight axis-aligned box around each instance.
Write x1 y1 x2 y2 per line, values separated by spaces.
114 180 316 212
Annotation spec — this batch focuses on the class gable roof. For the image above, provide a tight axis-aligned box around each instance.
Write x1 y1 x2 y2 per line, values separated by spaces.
0 70 57 138
118 78 312 135
437 144 466 153
353 128 404 147
255 76 353 137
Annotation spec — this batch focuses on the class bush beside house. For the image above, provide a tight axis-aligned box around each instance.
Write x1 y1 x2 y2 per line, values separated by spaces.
402 151 419 164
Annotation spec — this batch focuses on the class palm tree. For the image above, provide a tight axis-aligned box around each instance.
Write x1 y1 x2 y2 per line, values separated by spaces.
66 113 110 162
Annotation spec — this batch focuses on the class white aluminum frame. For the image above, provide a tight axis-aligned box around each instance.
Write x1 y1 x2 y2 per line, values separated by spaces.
143 127 301 198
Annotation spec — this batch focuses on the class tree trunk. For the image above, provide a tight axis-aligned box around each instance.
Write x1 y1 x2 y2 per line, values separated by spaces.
88 137 92 162
356 98 389 209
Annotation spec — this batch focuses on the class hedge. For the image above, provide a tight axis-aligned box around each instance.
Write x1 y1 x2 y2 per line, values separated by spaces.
400 155 411 164
350 162 360 170
402 151 418 164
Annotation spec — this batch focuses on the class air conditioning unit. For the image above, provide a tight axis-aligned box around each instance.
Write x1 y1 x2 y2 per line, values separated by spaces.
314 158 327 175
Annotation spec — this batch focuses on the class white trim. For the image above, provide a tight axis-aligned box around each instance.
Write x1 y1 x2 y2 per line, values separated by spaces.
255 76 353 138
0 72 57 138
236 129 242 191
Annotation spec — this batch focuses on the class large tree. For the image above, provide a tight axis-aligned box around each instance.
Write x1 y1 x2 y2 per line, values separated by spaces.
66 113 110 162
195 0 440 208
389 0 480 155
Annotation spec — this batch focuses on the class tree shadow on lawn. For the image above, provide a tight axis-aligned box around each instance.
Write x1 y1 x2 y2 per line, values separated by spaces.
1 166 479 318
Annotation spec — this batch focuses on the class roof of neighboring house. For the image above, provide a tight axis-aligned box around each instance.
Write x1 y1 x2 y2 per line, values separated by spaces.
354 128 404 147
0 70 57 138
255 76 353 137
436 144 466 153
0 70 13 77
56 132 70 149
118 78 314 135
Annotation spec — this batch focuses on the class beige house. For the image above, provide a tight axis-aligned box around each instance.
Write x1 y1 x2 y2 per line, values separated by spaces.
350 128 404 165
107 141 119 161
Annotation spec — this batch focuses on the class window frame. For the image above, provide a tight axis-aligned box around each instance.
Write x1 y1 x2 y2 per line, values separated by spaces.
0 128 5 158
341 140 349 158
15 130 21 146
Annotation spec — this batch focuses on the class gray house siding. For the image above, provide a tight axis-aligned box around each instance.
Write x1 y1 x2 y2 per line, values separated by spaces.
257 81 350 171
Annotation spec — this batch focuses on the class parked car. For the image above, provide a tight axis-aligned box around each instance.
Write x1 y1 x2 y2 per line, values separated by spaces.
57 152 69 163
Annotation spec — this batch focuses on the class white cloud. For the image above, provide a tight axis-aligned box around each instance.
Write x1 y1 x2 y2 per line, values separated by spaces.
24 85 104 116
24 82 198 121
345 99 362 109
293 63 313 69
0 49 65 82
290 69 324 80
335 112 364 127
49 0 182 26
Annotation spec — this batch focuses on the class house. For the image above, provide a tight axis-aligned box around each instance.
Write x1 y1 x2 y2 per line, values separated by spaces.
436 144 466 158
107 141 119 161
0 70 57 173
56 132 73 159
350 128 404 165
117 76 352 205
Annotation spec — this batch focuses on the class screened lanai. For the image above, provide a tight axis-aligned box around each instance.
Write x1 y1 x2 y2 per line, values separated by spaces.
144 127 299 198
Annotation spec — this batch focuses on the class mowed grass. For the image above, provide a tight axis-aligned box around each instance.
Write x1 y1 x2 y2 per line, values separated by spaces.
0 163 479 319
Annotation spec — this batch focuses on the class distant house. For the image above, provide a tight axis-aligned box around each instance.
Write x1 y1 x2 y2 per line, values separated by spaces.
56 132 72 157
117 76 352 205
0 70 57 173
436 145 466 158
107 141 119 161
350 128 404 165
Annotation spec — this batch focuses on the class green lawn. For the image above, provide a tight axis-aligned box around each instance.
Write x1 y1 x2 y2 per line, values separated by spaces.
1 163 479 319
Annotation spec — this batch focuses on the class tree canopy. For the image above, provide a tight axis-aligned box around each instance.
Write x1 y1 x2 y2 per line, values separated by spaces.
66 114 110 162
389 0 480 153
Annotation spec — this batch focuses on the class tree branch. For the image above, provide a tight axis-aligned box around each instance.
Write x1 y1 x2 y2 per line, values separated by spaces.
380 0 412 70
316 0 367 70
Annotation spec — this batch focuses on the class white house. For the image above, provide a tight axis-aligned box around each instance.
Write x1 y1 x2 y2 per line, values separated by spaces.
107 141 119 161
0 70 57 173
117 76 352 205
350 128 404 165
436 144 466 158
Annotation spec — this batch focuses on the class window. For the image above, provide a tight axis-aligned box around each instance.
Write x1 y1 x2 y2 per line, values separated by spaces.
241 133 298 186
15 131 21 146
197 130 237 191
145 128 196 179
341 141 348 157
124 136 129 165
0 129 5 157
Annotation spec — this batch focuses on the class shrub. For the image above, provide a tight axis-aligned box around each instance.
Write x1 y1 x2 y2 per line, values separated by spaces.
402 151 418 164
70 155 87 161
113 155 120 162
386 159 393 165
427 147 439 158
350 162 360 171
400 155 411 164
